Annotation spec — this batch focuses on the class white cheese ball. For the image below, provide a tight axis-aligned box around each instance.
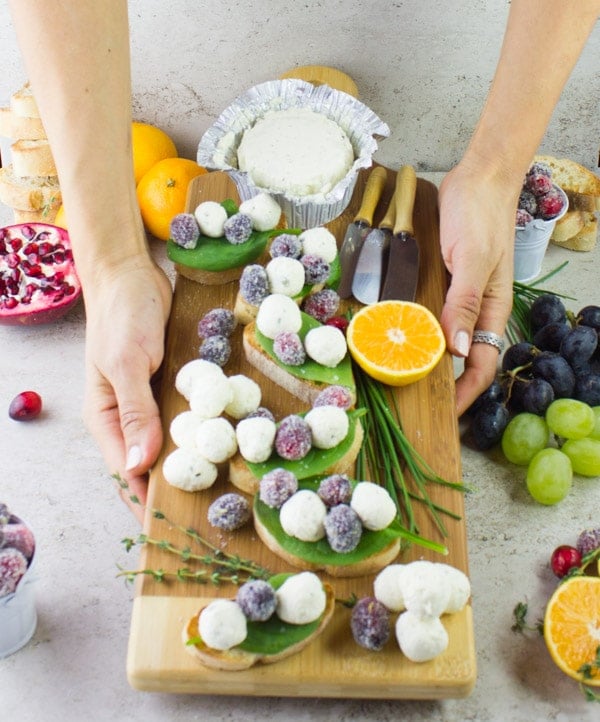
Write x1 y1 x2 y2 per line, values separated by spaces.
235 416 276 463
279 489 327 542
276 572 327 625
189 374 233 418
162 447 218 491
304 405 349 449
224 374 262 419
175 359 225 401
195 417 238 463
266 257 306 297
239 192 282 232
199 599 248 651
395 611 449 663
304 325 347 367
255 293 302 339
400 560 451 619
373 564 407 612
350 481 397 531
300 227 338 263
436 563 471 614
194 201 228 237
170 410 208 448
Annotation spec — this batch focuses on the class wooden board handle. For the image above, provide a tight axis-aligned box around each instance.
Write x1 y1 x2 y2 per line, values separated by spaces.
354 166 387 225
393 165 417 235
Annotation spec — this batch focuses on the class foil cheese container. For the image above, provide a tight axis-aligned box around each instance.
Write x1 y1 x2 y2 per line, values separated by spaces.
197 79 390 228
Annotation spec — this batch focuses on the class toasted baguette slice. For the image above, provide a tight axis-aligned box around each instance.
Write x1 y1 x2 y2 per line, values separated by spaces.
175 262 245 285
243 322 356 406
11 139 57 177
550 209 587 244
552 212 598 252
0 165 61 211
233 291 259 325
183 582 335 670
10 83 40 119
254 513 401 577
13 207 59 224
0 106 46 140
533 154 600 196
229 419 364 495
565 191 597 213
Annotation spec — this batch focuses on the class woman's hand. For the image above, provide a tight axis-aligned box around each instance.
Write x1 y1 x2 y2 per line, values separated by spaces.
82 256 172 521
438 161 518 416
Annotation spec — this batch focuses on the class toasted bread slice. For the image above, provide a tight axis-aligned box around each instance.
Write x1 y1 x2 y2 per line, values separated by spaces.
0 106 46 141
253 513 401 577
229 417 364 495
550 209 587 244
533 155 600 196
10 83 40 119
11 139 57 177
0 165 61 211
182 582 335 670
175 262 245 285
552 212 598 252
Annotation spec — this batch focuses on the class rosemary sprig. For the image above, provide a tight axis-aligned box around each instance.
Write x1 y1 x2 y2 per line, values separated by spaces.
354 365 466 556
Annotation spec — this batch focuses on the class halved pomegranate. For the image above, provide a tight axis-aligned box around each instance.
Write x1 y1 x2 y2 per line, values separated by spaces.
0 223 82 325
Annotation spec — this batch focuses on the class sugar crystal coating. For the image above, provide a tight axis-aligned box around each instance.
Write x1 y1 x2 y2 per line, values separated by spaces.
199 335 231 367
169 212 200 249
239 264 270 305
207 493 251 531
317 474 352 506
259 468 299 508
576 527 600 556
270 233 303 259
1 522 35 560
515 208 533 227
0 546 28 597
537 186 565 219
350 596 391 651
198 307 236 338
275 415 312 460
223 212 253 244
301 254 330 285
313 385 353 410
245 406 276 422
518 189 538 216
302 289 340 323
273 331 306 366
324 503 362 552
236 579 277 622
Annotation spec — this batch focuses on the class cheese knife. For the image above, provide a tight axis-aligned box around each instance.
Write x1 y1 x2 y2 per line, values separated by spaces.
337 166 388 298
380 165 419 301
351 170 400 305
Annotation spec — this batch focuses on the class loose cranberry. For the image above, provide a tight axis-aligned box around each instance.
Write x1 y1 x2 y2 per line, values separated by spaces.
8 391 43 421
325 315 349 334
550 544 582 578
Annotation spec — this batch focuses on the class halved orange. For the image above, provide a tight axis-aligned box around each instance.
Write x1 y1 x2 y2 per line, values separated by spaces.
544 576 600 685
346 300 446 386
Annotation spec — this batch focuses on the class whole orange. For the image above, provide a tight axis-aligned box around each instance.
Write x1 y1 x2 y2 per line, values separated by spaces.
136 158 207 240
131 121 178 185
53 204 67 229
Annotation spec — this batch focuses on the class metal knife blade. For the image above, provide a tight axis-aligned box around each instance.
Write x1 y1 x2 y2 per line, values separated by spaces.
337 166 387 298
380 165 419 301
351 171 400 305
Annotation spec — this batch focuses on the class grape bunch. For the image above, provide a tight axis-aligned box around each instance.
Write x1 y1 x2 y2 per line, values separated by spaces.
468 293 600 504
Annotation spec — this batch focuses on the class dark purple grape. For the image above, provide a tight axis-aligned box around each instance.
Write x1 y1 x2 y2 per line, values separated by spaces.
469 400 510 450
574 373 600 406
350 597 391 651
532 322 570 353
236 580 277 622
529 294 567 333
324 504 362 553
560 325 598 369
521 377 555 415
531 352 576 398
501 341 537 372
577 305 600 331
468 379 505 416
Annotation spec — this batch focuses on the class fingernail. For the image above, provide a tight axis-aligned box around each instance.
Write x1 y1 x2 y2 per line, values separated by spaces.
126 444 143 471
454 330 470 357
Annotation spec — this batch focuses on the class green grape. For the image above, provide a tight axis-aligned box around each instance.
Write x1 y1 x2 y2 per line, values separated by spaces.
561 437 600 477
501 412 549 465
589 406 600 440
526 448 572 505
545 398 595 439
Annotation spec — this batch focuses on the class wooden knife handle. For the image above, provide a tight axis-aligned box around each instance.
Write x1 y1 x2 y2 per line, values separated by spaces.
354 166 387 225
378 168 400 231
393 165 417 235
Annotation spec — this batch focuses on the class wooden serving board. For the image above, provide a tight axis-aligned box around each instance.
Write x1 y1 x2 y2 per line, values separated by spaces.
126 168 476 698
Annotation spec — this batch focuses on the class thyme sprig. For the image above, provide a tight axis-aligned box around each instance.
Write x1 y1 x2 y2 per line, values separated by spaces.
354 366 467 556
113 474 271 586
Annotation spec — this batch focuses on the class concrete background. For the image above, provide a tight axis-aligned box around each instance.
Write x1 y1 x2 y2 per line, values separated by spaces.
1 0 598 172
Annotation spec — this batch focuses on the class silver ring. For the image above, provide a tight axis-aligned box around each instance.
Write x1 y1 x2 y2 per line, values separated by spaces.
472 330 505 353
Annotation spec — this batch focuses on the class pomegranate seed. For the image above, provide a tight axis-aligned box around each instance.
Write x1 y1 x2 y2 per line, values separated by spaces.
23 242 39 256
52 251 65 263
37 242 53 255
2 297 18 310
550 544 582 578
25 264 43 278
21 225 36 240
8 391 43 421
6 253 19 269
9 238 22 252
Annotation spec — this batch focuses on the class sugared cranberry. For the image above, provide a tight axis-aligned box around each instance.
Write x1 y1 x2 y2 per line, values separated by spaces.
550 544 582 578
8 391 43 421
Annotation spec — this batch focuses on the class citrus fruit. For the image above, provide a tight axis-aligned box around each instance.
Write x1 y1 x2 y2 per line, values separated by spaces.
136 158 207 241
346 300 446 386
53 204 67 229
544 576 600 685
131 121 178 184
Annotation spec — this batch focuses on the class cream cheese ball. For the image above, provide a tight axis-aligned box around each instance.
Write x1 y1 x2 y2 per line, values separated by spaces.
235 416 276 463
162 447 218 491
399 560 451 619
199 599 248 651
175 359 225 401
189 373 233 418
224 374 262 419
350 481 396 531
239 192 281 231
304 405 349 449
275 572 327 625
304 325 347 367
300 227 338 263
255 293 302 339
195 417 238 464
170 410 209 448
265 256 306 297
194 200 228 237
395 611 449 663
436 563 471 614
237 107 354 197
279 489 327 542
373 564 407 613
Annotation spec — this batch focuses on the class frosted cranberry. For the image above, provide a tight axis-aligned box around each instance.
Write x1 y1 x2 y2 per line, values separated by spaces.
275 415 312 460
550 544 582 578
273 331 306 366
515 208 533 227
526 172 553 196
302 289 340 323
537 188 565 220
8 390 42 421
